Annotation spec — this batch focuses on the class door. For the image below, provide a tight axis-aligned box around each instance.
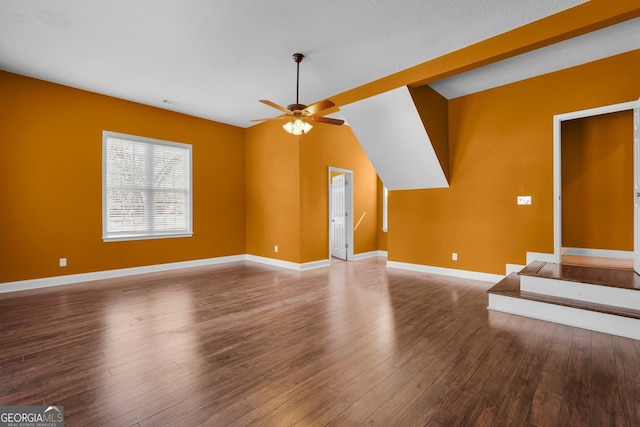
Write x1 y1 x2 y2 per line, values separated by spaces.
331 174 347 260
634 106 640 274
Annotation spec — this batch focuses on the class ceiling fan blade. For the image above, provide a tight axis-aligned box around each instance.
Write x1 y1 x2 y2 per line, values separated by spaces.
251 115 289 122
309 116 345 126
259 100 292 114
303 99 335 116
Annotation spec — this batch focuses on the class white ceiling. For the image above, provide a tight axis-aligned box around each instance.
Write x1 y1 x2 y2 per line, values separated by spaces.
3 0 634 129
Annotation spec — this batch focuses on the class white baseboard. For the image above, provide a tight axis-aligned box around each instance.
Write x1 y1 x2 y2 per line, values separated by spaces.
246 255 331 271
506 263 526 275
0 251 389 294
0 255 246 294
526 252 556 264
562 247 633 259
353 250 387 260
386 261 503 283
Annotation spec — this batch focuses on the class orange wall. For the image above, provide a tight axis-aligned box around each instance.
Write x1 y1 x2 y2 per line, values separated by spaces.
389 50 640 275
561 111 633 250
245 120 378 263
245 121 301 261
0 71 246 284
410 85 450 182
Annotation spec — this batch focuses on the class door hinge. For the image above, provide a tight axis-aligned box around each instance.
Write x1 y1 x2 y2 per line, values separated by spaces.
345 243 349 248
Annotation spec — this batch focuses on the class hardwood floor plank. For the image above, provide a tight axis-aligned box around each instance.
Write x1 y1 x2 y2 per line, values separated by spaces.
525 323 573 427
452 317 542 426
612 335 640 425
0 258 638 426
590 332 626 427
558 327 593 426
492 320 556 425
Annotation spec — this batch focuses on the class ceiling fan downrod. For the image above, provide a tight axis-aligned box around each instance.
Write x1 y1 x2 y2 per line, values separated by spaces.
289 53 305 111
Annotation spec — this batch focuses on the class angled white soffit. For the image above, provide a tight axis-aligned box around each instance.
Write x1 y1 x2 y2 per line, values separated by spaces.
430 17 640 99
341 87 448 191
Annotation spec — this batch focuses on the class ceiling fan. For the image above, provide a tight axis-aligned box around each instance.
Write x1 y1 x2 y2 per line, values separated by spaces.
253 53 344 135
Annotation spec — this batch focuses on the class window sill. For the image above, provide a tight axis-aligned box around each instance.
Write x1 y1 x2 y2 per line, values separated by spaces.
103 233 193 242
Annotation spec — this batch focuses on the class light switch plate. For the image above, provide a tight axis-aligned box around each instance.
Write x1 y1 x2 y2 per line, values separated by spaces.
517 196 532 205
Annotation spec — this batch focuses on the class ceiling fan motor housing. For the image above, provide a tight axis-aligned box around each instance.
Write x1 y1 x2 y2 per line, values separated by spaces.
287 103 307 112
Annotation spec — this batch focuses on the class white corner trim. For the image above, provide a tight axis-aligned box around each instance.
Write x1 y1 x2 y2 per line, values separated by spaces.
386 261 503 283
506 264 526 275
353 250 388 260
0 255 246 294
526 252 556 264
562 247 633 259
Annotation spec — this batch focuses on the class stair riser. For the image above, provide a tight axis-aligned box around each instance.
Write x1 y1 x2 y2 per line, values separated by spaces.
520 275 640 311
488 293 640 340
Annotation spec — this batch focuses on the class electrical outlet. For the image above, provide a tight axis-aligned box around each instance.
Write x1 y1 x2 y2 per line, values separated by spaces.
274 245 278 253
59 258 67 267
452 252 458 261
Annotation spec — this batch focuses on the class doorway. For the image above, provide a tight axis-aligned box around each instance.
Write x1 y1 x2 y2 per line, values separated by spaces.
328 167 354 261
553 98 640 273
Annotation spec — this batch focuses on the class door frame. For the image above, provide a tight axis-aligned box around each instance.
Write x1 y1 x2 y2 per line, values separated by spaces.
328 167 354 261
553 98 640 265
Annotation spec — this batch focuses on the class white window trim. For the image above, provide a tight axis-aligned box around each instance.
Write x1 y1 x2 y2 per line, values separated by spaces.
102 131 193 242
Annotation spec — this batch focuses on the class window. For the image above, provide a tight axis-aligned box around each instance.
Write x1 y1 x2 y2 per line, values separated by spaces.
102 131 192 241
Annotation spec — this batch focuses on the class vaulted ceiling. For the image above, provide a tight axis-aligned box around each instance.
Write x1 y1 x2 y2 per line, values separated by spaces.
1 1 638 128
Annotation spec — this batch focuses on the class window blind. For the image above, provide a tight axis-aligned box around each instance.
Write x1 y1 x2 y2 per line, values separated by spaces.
103 131 192 241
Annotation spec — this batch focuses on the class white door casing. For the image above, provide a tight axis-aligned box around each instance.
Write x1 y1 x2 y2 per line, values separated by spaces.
553 98 640 270
634 105 640 274
328 167 354 261
331 174 347 260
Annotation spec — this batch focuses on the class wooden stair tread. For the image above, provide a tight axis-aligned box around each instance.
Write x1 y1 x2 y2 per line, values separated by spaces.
518 261 546 275
519 262 640 291
488 273 640 320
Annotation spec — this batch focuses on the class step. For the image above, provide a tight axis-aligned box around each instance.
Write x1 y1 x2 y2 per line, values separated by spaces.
518 262 640 311
487 273 640 340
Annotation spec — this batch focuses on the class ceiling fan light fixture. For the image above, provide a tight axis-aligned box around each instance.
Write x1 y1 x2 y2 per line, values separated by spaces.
255 53 342 133
283 118 313 135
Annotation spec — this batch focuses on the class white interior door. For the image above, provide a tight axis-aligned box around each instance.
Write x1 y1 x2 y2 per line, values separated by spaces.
331 174 347 260
634 106 640 274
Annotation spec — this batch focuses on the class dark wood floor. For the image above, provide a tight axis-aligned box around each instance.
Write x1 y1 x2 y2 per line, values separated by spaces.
1 258 639 426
